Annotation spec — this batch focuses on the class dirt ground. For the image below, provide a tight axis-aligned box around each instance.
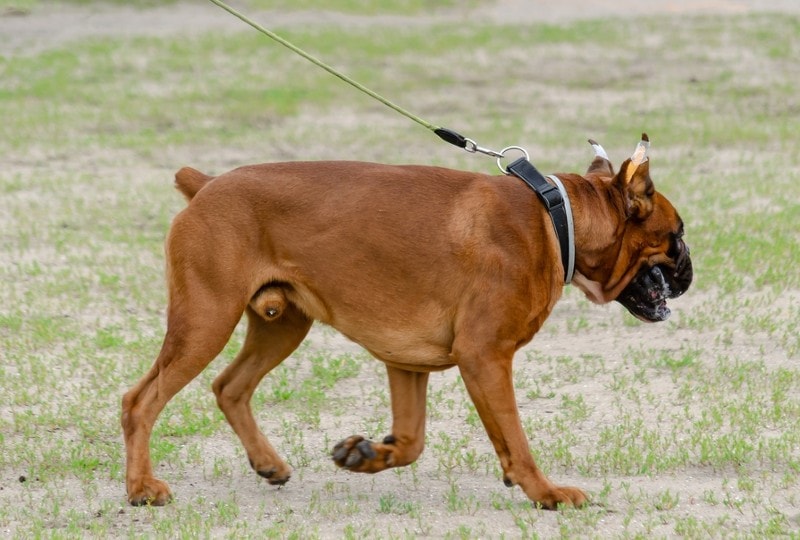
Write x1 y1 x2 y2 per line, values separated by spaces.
2 0 799 538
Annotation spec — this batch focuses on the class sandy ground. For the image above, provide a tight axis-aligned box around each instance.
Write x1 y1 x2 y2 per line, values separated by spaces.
2 1 799 538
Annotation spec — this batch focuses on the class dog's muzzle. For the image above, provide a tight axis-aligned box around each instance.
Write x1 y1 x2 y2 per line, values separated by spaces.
616 242 693 322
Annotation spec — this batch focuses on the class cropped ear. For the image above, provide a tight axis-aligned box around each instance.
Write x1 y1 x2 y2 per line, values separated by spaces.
616 133 654 220
586 138 614 177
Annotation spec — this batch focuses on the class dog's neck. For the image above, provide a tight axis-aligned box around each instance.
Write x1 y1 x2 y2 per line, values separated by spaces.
506 158 575 285
556 173 630 303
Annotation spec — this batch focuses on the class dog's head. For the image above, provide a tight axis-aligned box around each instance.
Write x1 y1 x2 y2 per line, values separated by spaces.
571 134 693 322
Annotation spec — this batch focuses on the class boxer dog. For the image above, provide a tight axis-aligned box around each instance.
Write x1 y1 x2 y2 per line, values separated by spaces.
122 134 692 508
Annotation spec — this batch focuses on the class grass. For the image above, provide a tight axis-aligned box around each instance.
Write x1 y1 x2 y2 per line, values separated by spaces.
1 0 469 13
1 2 799 538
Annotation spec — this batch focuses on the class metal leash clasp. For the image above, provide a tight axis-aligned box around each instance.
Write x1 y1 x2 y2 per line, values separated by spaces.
463 138 504 159
463 138 531 174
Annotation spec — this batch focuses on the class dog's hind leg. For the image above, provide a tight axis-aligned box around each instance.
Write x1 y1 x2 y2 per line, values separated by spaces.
332 366 428 473
121 213 254 506
212 302 312 485
121 280 245 506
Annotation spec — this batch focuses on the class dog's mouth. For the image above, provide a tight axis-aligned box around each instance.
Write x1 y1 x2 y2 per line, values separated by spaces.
616 236 693 322
616 266 672 322
615 265 678 322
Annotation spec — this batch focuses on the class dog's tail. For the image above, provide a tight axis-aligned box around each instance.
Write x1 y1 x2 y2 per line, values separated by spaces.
175 167 213 201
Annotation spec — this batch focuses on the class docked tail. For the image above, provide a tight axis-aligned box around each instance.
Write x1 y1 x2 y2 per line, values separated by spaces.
175 167 213 201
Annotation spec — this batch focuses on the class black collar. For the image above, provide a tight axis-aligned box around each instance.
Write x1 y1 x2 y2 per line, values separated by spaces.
505 157 575 284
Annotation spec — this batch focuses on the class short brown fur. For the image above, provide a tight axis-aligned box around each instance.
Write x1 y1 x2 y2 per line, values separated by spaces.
122 144 689 509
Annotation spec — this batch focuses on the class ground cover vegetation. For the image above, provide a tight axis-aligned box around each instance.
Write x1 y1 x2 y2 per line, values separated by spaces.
0 1 798 537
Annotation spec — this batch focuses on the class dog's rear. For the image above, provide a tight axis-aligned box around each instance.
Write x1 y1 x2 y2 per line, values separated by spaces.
175 167 212 201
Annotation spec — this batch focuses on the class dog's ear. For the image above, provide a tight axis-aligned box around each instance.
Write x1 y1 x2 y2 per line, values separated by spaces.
586 139 614 177
616 134 654 220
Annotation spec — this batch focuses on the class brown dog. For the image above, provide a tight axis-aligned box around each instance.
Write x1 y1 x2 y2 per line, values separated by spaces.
121 134 692 509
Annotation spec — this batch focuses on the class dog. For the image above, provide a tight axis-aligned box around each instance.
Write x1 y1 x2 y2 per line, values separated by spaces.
121 134 692 509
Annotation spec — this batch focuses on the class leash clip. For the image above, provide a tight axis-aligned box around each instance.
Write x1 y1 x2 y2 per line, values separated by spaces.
456 132 532 176
463 138 504 159
463 138 533 175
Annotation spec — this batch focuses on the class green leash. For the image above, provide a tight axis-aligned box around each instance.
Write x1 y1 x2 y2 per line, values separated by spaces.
207 0 436 132
206 0 514 162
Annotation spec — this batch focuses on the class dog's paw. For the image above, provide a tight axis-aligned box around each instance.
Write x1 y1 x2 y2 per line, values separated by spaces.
332 435 393 473
248 458 292 486
127 476 173 506
534 485 588 510
556 485 588 508
256 466 291 485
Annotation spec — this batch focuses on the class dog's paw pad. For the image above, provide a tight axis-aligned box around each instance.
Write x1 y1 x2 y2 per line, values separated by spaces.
382 434 396 445
268 475 290 486
257 467 276 479
252 462 292 486
332 445 349 463
332 435 382 471
355 439 376 460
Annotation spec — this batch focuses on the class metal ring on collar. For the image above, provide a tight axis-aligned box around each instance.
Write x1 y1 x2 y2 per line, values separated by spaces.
497 146 531 174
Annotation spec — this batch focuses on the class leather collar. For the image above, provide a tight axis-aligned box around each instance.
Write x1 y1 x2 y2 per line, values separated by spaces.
505 158 575 284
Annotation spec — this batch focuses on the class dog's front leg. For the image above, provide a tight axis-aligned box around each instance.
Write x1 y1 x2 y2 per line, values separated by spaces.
333 365 428 472
455 345 587 509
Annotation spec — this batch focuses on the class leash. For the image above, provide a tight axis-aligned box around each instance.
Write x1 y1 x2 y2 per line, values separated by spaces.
206 0 574 283
206 0 514 165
